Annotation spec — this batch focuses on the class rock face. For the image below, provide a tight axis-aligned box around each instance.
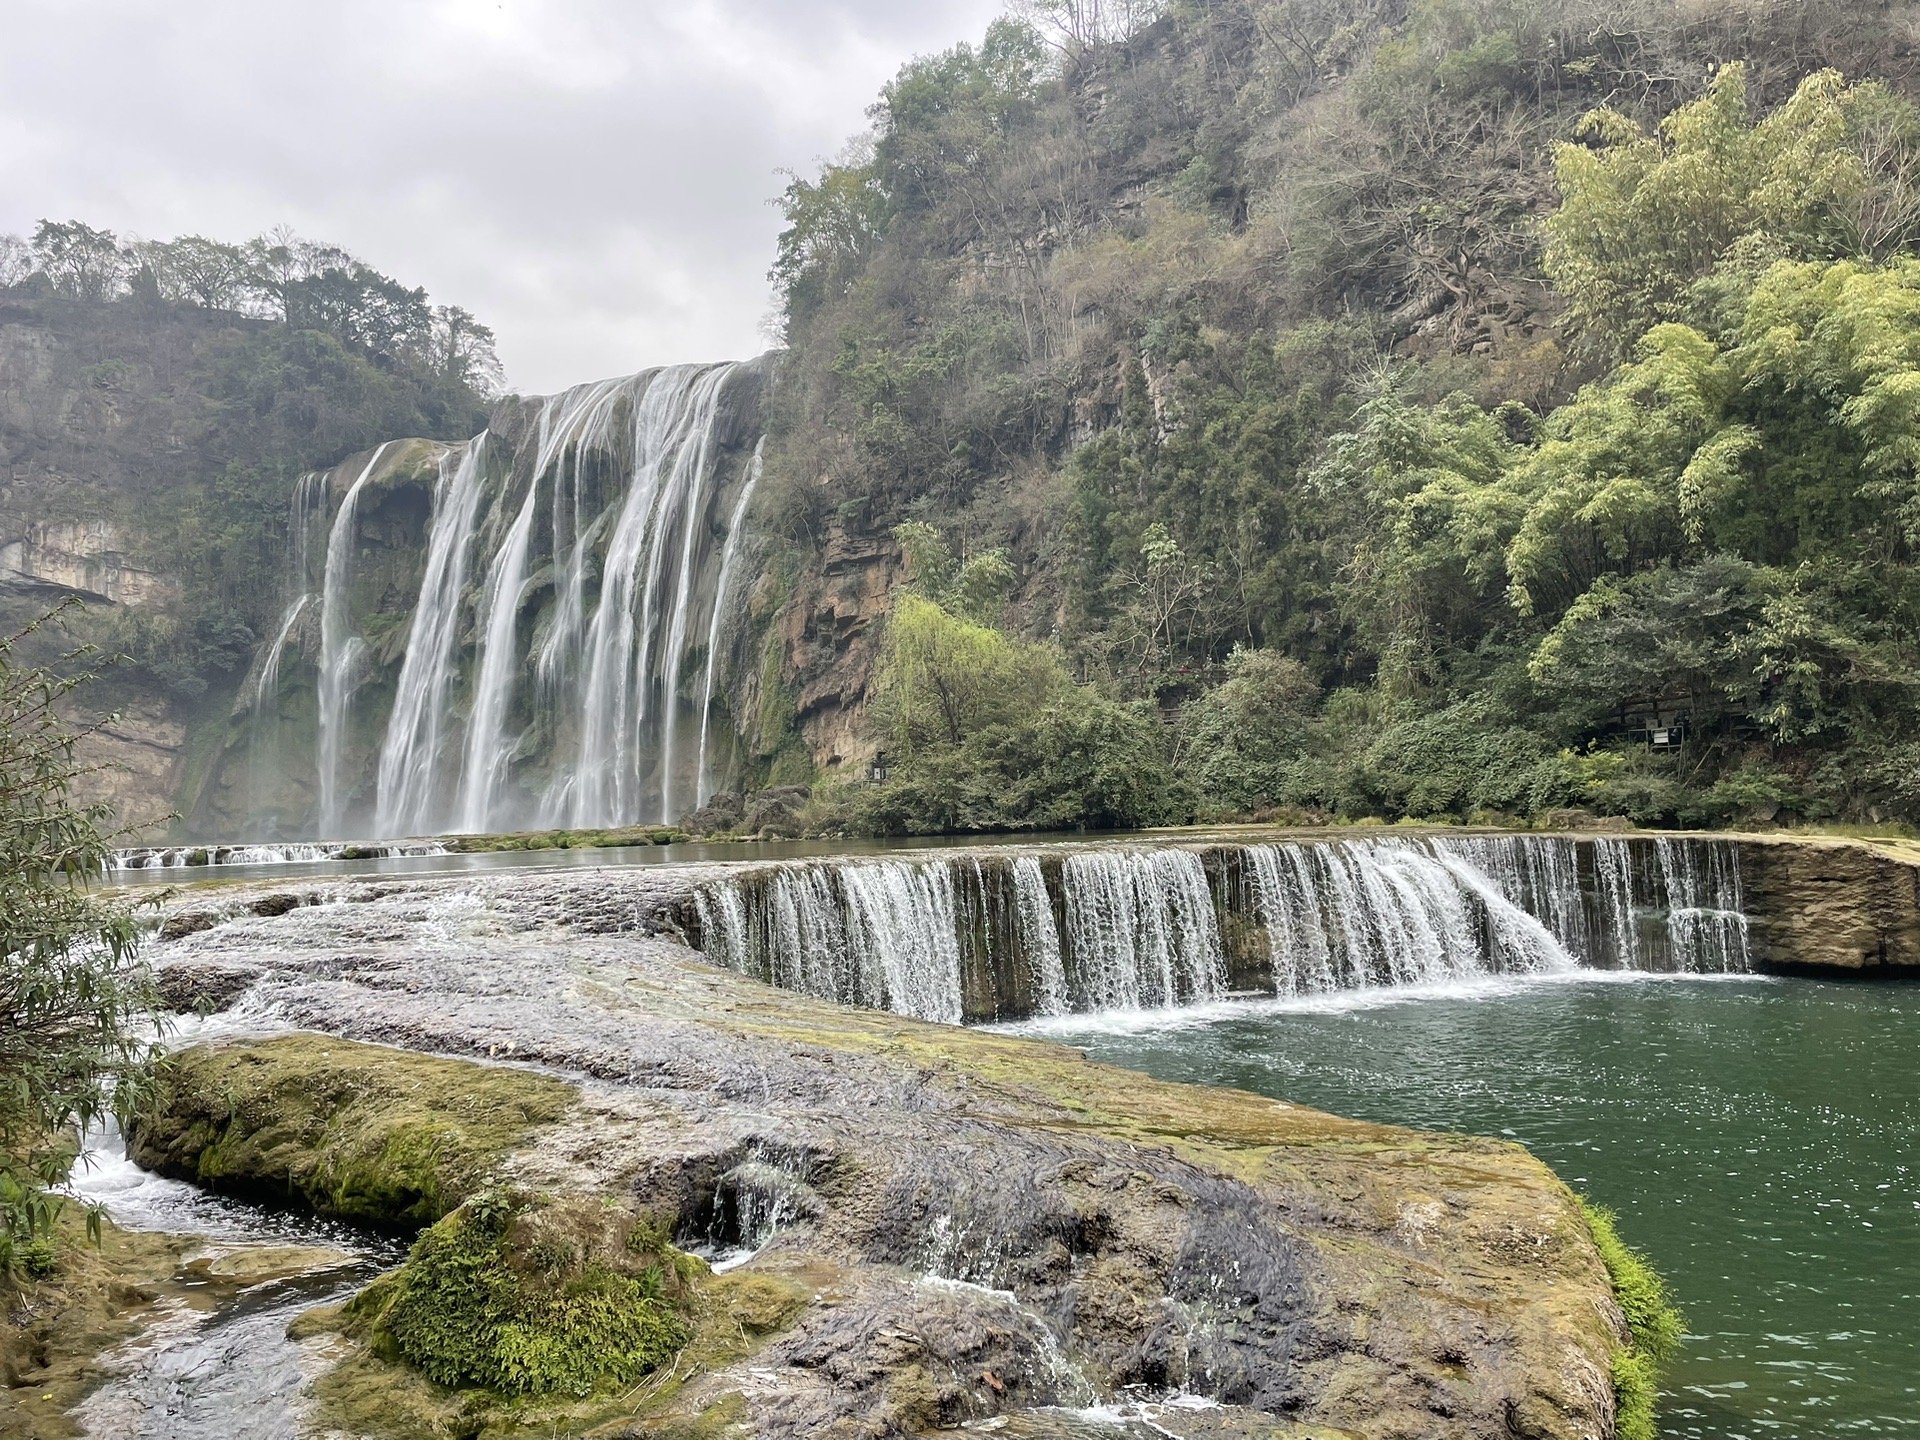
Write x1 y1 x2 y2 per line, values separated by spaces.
1738 836 1920 973
137 866 1628 1438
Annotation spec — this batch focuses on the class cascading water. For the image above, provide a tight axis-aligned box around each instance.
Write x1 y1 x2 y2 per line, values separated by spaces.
1062 849 1227 1010
263 357 768 840
694 438 764 808
315 442 391 836
455 474 540 834
252 471 328 716
563 364 733 829
687 834 1756 1024
375 436 491 837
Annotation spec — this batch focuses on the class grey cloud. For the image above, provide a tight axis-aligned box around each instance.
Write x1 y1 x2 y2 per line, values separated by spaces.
0 0 1006 392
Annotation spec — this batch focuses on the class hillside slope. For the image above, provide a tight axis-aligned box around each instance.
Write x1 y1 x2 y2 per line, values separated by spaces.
749 0 1920 833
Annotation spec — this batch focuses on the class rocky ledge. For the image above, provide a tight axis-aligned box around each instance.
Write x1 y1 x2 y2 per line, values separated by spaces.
120 866 1644 1439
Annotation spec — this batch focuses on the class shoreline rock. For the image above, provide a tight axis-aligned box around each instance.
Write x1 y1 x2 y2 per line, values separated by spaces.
129 868 1632 1438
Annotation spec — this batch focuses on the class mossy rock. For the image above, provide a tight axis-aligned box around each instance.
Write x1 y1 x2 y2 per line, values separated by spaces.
129 1037 577 1229
348 1187 695 1399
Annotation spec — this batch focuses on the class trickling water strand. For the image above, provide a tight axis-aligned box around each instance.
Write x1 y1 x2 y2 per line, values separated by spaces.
695 437 764 807
1011 856 1068 1016
456 475 540 833
316 442 392 836
252 594 309 715
254 471 328 717
1655 836 1752 973
375 437 492 838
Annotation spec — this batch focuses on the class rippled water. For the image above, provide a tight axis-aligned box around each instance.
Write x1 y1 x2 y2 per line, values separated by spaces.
1004 974 1920 1438
66 1130 399 1440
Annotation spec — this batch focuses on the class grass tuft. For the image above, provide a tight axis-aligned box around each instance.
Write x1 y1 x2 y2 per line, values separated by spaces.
1577 1195 1684 1440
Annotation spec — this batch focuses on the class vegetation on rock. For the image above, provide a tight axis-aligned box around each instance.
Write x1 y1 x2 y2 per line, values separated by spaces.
759 0 1920 834
129 1037 576 1228
0 610 155 1282
349 1187 695 1398
1577 1195 1685 1440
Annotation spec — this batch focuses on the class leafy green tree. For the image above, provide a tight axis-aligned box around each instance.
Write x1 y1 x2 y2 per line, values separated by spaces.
0 611 157 1282
771 156 892 325
1178 648 1323 813
873 593 1061 754
1543 65 1920 352
1528 557 1766 728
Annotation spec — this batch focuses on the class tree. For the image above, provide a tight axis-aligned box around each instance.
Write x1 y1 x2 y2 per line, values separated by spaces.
0 609 156 1282
1542 65 1920 352
771 150 892 324
136 235 250 309
428 305 504 394
31 220 128 302
0 235 32 288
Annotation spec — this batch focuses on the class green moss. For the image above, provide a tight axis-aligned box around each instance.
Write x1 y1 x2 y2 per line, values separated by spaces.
353 1187 693 1399
439 824 690 854
1578 1195 1684 1440
130 1038 576 1229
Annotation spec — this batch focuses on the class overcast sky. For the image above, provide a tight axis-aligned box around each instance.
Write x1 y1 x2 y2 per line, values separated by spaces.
0 0 1006 393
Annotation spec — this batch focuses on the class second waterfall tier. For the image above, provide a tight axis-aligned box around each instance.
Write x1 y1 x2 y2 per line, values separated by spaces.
684 833 1753 1024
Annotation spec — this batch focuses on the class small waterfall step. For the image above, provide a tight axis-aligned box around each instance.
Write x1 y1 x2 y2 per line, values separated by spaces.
686 833 1754 1024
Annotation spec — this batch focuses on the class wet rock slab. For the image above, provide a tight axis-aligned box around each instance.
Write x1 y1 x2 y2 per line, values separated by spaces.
138 867 1626 1438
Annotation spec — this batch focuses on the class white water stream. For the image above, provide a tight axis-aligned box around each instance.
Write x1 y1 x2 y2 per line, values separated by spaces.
691 834 1753 1023
281 359 765 839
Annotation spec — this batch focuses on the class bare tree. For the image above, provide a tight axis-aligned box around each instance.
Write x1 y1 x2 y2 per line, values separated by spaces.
0 235 32 288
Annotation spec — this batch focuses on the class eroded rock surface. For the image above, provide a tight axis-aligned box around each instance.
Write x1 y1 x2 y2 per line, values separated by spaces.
1739 836 1920 973
135 866 1626 1439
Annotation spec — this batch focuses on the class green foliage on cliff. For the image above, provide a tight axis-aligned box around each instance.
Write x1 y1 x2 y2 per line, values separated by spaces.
0 225 495 711
353 1187 694 1398
765 1 1920 832
0 611 155 1282
854 523 1181 834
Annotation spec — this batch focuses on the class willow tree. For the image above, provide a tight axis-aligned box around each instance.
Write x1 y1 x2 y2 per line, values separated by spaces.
0 610 155 1281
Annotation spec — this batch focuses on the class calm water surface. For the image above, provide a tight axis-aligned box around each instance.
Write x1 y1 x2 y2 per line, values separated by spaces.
1006 975 1920 1439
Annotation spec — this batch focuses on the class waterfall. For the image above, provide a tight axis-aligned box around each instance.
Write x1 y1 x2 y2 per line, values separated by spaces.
455 475 540 834
1011 855 1068 1016
565 364 734 828
687 834 1758 1024
316 442 391 836
1655 836 1751 972
1062 850 1226 1009
252 594 308 715
252 471 328 716
694 437 764 807
281 357 767 840
694 859 966 1023
375 437 491 837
